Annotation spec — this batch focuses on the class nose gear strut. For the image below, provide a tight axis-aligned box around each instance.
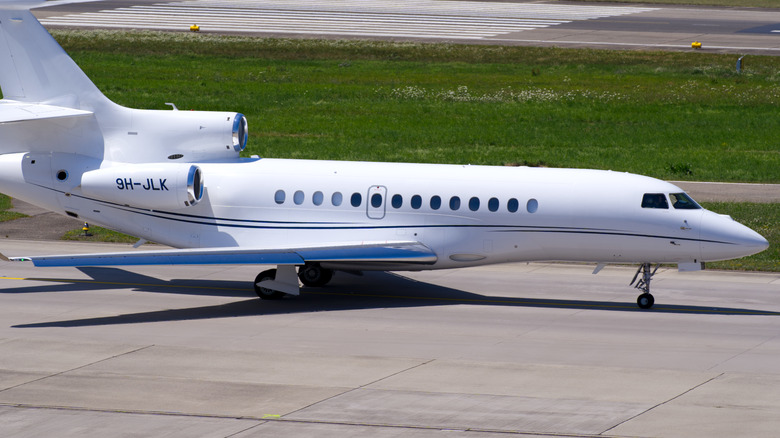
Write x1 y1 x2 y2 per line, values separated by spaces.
630 263 659 309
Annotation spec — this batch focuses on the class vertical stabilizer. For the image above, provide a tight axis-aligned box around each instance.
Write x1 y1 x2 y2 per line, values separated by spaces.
0 7 111 111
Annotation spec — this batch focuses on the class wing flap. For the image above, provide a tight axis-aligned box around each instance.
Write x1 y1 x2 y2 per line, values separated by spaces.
5 241 437 268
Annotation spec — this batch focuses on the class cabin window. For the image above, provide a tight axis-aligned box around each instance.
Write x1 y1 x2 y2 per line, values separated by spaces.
391 194 403 209
293 190 304 205
332 192 343 206
351 192 362 207
411 195 422 209
274 190 285 204
488 197 499 212
670 193 701 210
312 191 324 206
642 193 669 209
349 192 363 207
527 198 538 213
371 193 382 208
507 198 519 213
430 195 441 210
468 197 480 211
449 196 461 211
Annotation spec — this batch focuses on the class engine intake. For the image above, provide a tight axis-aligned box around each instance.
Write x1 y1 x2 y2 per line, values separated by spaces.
233 113 248 151
81 163 204 209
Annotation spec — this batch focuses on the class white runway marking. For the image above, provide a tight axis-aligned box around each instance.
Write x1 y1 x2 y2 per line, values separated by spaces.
40 0 657 40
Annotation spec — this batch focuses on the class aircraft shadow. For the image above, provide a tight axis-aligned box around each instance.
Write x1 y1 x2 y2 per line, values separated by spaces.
1 267 251 298
8 268 779 328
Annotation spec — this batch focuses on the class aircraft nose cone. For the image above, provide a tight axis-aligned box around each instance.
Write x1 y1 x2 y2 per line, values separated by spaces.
700 211 769 261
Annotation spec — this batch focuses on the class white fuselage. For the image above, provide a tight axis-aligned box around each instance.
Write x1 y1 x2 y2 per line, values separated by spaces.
0 153 765 271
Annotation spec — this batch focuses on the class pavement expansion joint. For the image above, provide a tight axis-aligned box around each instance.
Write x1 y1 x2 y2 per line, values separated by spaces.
0 344 154 394
599 372 725 436
707 336 779 371
0 403 625 437
278 358 438 420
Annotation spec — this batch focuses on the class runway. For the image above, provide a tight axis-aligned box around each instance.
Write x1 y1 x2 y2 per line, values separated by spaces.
36 0 657 40
34 0 780 54
1 239 779 437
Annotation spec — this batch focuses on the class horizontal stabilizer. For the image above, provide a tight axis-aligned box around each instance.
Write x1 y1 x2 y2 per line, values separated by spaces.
0 101 93 124
5 241 438 268
0 1 104 10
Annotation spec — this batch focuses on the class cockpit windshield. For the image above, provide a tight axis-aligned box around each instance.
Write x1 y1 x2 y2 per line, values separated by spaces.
641 193 668 209
669 192 701 210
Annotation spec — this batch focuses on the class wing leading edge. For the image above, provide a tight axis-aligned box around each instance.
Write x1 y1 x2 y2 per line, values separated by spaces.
4 241 438 268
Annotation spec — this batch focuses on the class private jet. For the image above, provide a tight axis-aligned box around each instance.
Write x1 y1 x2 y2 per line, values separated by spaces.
0 0 769 309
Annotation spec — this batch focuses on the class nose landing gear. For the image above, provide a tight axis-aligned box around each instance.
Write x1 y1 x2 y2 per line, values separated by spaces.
631 263 659 309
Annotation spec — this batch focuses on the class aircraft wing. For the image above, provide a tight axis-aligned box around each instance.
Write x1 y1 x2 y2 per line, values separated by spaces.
3 241 438 267
0 101 93 124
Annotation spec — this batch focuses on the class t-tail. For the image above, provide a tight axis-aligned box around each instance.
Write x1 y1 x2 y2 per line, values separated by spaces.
0 0 248 162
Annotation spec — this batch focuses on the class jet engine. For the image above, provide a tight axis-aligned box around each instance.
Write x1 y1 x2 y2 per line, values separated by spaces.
80 163 204 209
105 110 248 162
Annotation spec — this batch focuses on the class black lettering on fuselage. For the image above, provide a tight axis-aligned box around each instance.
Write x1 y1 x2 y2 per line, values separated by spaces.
117 177 169 191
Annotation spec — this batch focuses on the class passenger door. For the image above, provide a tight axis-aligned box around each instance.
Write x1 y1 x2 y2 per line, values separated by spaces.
366 185 387 219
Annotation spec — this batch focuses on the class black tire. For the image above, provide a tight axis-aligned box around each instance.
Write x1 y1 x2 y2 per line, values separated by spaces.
298 264 334 287
637 293 655 310
254 269 286 300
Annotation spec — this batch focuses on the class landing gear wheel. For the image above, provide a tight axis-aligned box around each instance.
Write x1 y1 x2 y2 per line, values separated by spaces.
298 264 334 287
254 269 286 300
637 293 655 310
631 263 660 309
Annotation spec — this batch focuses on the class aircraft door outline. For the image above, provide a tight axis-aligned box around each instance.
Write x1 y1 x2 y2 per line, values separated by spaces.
367 185 387 219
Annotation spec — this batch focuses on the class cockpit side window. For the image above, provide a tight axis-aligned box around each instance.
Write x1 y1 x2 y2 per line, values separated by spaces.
641 193 669 209
670 192 701 210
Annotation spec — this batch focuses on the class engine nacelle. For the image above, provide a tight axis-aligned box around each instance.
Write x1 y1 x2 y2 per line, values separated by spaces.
104 110 248 163
81 163 204 209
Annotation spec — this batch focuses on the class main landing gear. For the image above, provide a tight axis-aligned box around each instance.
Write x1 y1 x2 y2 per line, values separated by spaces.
253 263 335 300
254 269 286 300
297 263 334 287
630 263 659 309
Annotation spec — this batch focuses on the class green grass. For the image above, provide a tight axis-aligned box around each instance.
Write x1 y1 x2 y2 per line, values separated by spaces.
61 225 140 244
0 194 26 222
46 31 780 183
702 202 779 272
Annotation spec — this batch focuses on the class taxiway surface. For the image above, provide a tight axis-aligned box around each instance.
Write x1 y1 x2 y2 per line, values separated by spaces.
1 239 779 437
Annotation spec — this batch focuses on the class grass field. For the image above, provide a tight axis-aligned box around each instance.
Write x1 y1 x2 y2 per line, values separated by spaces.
49 30 780 183
0 194 25 223
61 225 140 244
